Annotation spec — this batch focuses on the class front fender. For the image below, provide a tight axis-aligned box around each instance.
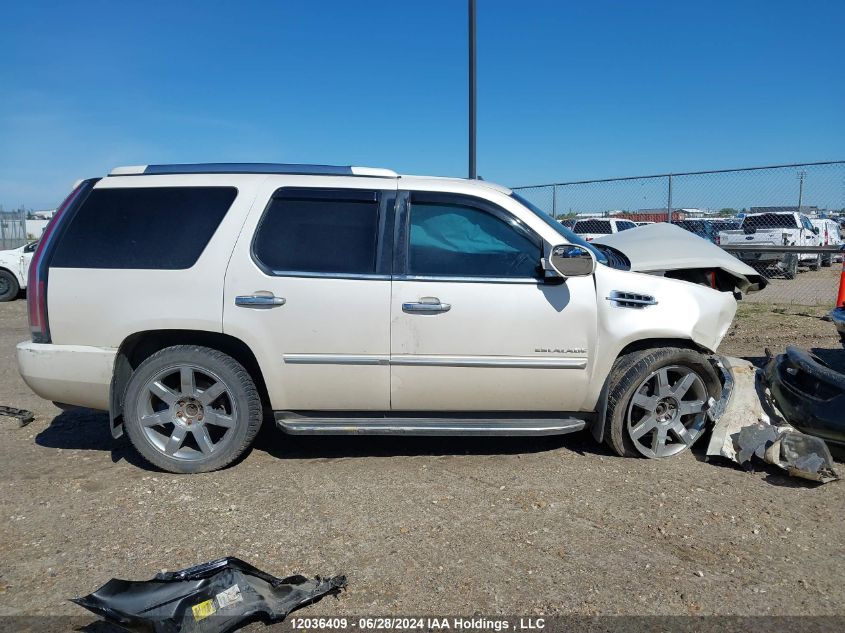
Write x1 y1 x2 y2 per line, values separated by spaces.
582 267 737 410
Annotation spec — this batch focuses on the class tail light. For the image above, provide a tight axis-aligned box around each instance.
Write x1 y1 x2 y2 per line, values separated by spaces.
28 180 94 343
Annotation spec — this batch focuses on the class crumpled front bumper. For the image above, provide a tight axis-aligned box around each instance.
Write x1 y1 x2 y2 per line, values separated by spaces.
765 346 845 446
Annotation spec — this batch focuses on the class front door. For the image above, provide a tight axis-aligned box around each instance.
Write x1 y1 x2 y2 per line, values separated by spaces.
390 191 597 411
223 179 397 411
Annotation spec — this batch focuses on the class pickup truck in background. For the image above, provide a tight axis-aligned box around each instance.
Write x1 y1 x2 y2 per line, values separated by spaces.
718 211 821 279
809 218 843 267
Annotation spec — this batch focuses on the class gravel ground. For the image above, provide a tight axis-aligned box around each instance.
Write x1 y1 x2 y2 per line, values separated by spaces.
0 297 843 625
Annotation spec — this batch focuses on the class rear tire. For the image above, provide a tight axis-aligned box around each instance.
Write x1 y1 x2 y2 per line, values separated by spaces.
809 254 821 271
604 348 720 459
0 270 19 302
822 254 833 267
123 345 263 474
783 255 798 279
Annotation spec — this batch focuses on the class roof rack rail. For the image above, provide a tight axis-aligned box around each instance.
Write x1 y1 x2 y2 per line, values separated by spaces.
109 163 398 178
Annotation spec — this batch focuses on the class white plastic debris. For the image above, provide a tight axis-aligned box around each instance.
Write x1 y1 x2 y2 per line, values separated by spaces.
706 357 840 483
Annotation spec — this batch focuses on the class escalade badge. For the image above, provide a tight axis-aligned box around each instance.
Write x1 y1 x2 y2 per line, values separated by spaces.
535 348 586 354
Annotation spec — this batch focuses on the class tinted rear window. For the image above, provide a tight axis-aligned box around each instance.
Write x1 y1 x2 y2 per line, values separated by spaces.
744 213 798 229
51 187 237 269
252 188 380 275
574 219 611 234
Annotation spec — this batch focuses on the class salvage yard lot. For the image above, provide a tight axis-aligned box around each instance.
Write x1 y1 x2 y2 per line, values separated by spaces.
0 295 843 621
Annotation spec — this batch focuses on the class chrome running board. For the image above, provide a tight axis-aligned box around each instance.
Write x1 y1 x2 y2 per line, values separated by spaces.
274 411 587 436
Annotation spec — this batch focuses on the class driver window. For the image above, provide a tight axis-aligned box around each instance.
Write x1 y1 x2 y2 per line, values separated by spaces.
408 197 540 278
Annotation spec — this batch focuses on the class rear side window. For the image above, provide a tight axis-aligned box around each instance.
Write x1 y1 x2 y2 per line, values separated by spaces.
51 187 237 269
574 219 611 234
745 214 798 229
617 221 637 231
252 188 380 275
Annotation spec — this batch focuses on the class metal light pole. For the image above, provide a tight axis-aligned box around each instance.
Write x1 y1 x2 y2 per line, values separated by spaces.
468 0 477 179
797 170 806 211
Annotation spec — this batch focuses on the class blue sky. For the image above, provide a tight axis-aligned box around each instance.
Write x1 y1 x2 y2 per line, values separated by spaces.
1 0 843 209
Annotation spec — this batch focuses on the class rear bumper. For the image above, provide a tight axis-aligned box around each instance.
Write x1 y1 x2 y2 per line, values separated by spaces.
16 341 115 410
764 346 845 446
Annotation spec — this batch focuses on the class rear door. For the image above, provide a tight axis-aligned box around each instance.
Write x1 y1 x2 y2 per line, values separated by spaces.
389 190 596 411
20 241 37 285
223 178 397 411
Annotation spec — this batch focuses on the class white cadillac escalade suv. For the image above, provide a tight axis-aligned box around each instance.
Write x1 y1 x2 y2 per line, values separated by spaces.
17 163 765 473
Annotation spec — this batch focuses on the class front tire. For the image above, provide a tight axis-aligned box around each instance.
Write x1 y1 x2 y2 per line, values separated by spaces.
809 254 821 271
604 348 720 459
0 270 20 302
123 345 263 473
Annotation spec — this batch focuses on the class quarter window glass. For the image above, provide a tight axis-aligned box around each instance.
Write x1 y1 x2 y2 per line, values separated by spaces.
409 201 539 277
253 189 380 274
51 187 237 269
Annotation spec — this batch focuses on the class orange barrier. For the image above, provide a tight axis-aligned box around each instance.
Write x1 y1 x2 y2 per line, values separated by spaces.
837 257 845 308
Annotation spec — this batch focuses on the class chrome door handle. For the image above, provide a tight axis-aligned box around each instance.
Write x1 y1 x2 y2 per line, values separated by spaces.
402 297 451 313
235 294 286 308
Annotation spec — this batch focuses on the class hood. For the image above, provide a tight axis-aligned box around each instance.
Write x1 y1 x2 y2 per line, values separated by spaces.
593 222 767 293
0 246 23 263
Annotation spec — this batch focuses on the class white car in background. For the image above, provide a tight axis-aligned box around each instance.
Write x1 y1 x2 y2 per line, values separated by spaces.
572 218 638 241
0 241 37 302
809 218 842 267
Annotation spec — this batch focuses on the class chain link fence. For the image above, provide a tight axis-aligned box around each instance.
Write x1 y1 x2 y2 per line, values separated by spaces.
0 209 28 250
513 161 845 306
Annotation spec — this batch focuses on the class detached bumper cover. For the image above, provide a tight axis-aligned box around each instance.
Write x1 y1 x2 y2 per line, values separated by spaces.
765 346 845 446
72 557 346 633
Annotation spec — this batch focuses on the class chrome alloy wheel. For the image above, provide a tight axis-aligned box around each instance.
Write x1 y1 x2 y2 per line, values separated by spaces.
626 365 708 458
136 365 238 461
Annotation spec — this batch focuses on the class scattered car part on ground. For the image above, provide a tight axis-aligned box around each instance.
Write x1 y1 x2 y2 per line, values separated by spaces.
764 346 845 448
72 557 346 633
0 405 34 427
706 357 840 483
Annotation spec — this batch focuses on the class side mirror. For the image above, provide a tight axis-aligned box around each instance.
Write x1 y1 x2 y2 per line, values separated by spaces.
547 244 596 278
812 227 820 235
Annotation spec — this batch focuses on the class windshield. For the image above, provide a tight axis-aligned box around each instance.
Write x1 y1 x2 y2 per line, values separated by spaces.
510 192 608 265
